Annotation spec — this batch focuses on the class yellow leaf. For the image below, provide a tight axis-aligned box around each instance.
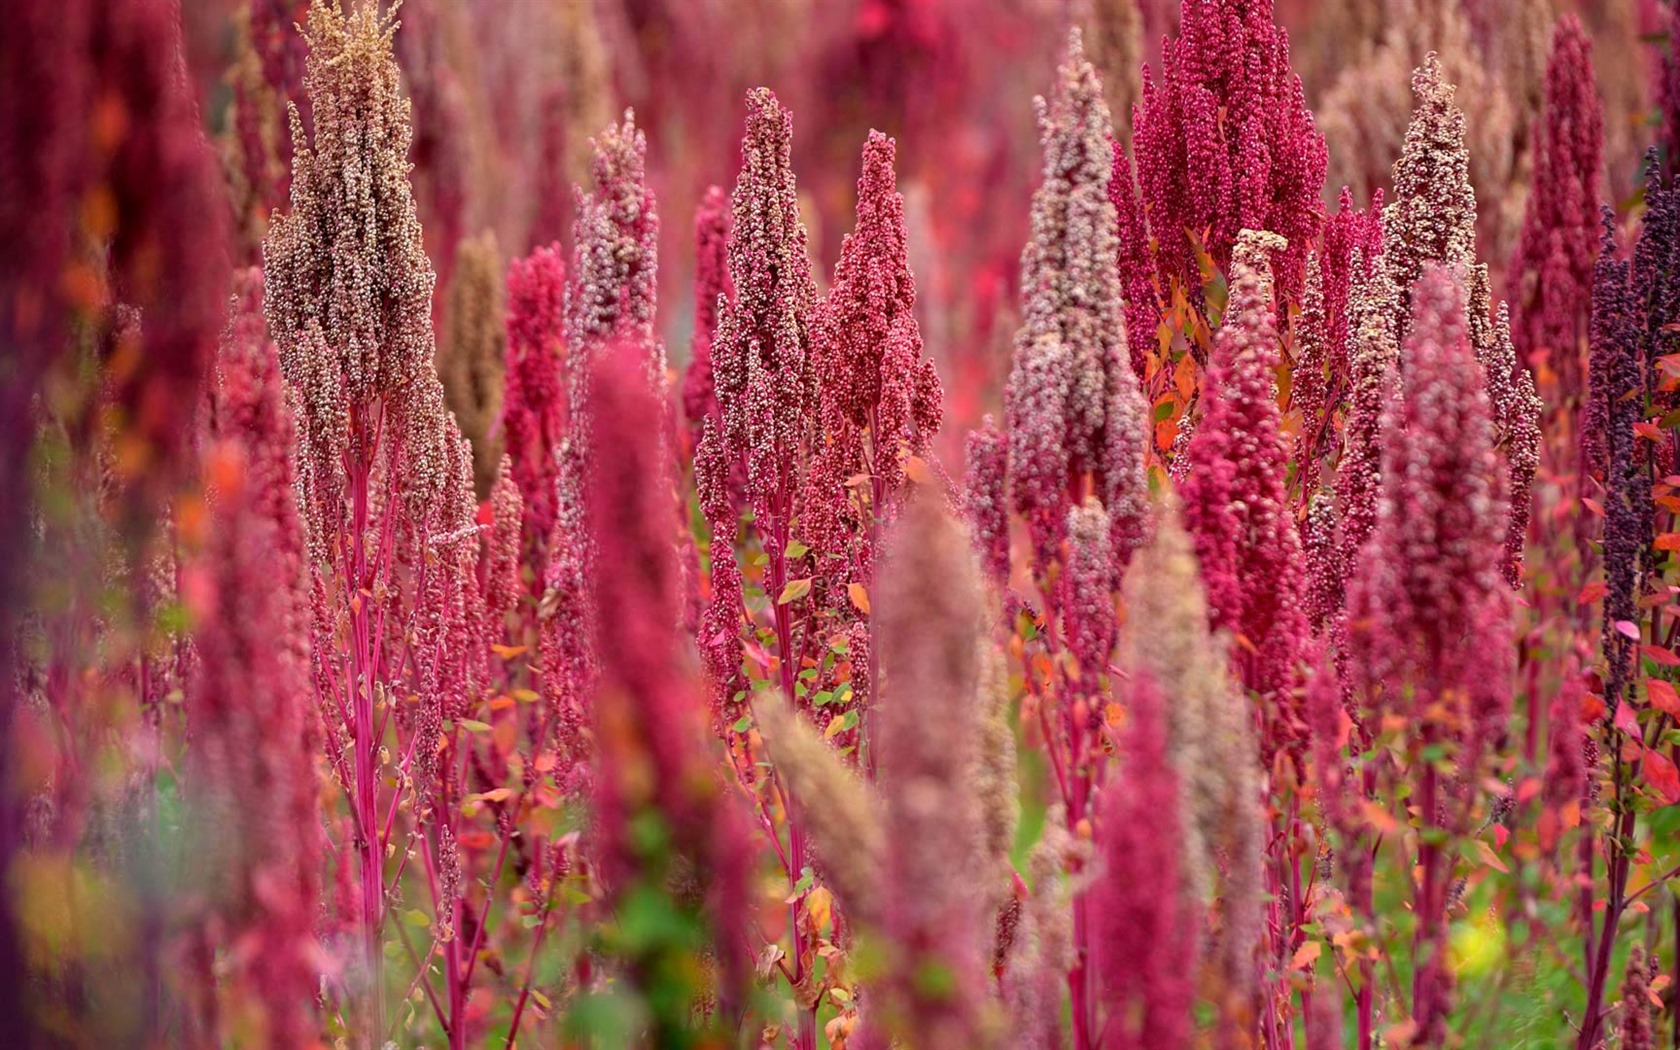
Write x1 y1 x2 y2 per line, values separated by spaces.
848 582 871 616
778 578 812 604
806 886 833 930
490 644 528 659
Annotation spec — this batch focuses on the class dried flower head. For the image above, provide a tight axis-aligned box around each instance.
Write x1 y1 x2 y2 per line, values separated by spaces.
439 229 505 496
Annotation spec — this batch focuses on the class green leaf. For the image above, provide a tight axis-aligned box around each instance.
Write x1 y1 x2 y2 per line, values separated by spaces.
458 719 492 733
404 909 431 929
785 539 810 559
777 578 812 604
732 714 753 733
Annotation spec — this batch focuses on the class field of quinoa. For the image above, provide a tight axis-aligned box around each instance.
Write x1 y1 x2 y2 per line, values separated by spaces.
8 0 1680 1046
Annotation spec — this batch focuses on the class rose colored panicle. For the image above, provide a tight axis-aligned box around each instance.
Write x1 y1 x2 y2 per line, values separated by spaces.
1345 264 1512 1042
710 88 819 530
586 349 754 1014
189 268 321 1047
567 111 660 360
1323 249 1400 632
1383 54 1478 325
963 417 1011 587
863 495 995 1049
1109 138 1157 375
502 244 568 552
1348 264 1511 734
1005 31 1149 579
1063 499 1116 689
1293 189 1385 502
1481 300 1542 587
1620 945 1657 1050
1128 0 1327 305
484 455 523 621
806 131 944 566
1179 230 1308 750
540 447 599 782
1090 670 1195 1050
1122 499 1261 1008
681 185 735 442
1509 15 1602 388
1 0 229 506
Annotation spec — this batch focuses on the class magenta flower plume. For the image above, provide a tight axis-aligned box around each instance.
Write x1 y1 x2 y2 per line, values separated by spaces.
1180 230 1308 749
1293 189 1385 502
1508 15 1603 389
1 0 230 506
1345 263 1513 1042
863 494 994 1049
1128 0 1327 305
681 185 735 443
1109 138 1158 376
1347 263 1511 735
1621 945 1657 1050
502 243 568 552
711 88 819 532
1064 499 1117 691
806 130 944 567
567 111 660 359
1317 250 1400 633
1481 300 1542 587
1004 31 1149 579
188 269 321 1047
1090 670 1196 1050
585 348 754 1017
963 417 1011 587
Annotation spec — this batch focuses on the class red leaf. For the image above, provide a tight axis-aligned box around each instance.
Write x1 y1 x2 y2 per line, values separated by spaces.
1642 747 1680 806
1614 701 1642 738
1582 497 1606 518
1648 679 1680 717
1577 582 1608 605
1643 644 1680 667
1656 533 1680 551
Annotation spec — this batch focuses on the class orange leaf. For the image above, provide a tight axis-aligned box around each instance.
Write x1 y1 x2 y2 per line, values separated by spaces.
1577 581 1608 605
1291 941 1321 971
848 582 871 616
1656 533 1680 551
1473 839 1509 874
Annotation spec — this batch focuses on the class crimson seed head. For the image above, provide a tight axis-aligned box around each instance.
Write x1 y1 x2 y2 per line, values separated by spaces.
1179 230 1308 750
1348 264 1511 748
1128 0 1326 304
711 88 818 526
963 418 1011 587
681 185 735 442
1508 15 1602 387
1091 670 1196 1050
503 243 568 548
190 268 320 1047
